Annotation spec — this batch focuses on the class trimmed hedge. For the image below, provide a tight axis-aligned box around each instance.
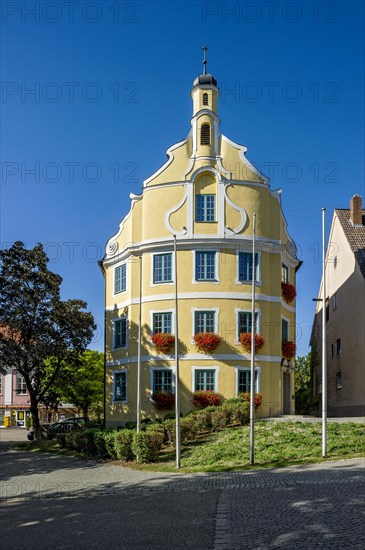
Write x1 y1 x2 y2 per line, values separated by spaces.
132 431 164 463
114 430 134 461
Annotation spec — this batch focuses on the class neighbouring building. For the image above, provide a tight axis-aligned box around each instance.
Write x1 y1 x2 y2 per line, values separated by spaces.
100 61 301 427
311 194 365 416
0 369 30 427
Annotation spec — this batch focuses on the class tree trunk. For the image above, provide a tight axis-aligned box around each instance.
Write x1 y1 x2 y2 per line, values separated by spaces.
82 405 89 419
30 396 41 441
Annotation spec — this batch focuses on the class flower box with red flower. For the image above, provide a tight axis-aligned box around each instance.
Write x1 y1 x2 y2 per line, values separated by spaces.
238 392 263 410
281 282 296 304
282 340 296 360
193 333 221 353
239 333 265 353
151 333 175 354
193 390 222 409
152 391 175 410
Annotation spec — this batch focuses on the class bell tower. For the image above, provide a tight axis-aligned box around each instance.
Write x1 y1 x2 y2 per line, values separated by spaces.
190 47 220 158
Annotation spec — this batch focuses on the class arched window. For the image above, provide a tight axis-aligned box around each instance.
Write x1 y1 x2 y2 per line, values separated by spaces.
203 93 208 106
201 124 210 145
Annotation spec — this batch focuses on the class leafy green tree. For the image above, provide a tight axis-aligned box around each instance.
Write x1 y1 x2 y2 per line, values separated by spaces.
0 242 95 439
58 350 104 420
295 353 312 414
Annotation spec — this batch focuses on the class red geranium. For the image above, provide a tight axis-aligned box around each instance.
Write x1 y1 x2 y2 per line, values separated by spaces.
281 282 296 304
152 391 175 410
194 333 221 353
239 392 263 410
193 390 222 409
282 340 296 360
151 333 175 354
239 333 265 353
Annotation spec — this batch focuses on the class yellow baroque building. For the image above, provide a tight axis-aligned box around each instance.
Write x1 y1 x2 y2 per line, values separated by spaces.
101 66 300 427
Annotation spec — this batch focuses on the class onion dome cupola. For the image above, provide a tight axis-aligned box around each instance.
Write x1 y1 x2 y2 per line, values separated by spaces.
190 46 220 158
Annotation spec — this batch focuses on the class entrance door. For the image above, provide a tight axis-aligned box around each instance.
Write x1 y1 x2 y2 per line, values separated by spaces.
283 372 291 414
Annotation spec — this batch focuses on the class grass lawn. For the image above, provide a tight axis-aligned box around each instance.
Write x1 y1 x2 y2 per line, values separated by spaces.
136 421 365 473
14 421 364 474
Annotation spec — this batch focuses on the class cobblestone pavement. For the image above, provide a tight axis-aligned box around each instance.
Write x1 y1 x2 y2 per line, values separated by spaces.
0 442 364 549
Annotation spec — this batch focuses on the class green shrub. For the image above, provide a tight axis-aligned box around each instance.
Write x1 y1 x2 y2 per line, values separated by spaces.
93 430 110 459
192 409 212 432
114 429 134 461
104 431 118 459
123 422 136 430
132 431 164 463
65 430 85 452
57 434 67 448
165 417 198 445
82 429 99 456
231 401 250 425
210 409 229 431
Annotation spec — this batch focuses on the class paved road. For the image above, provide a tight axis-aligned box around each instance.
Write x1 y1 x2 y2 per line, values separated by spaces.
1 438 364 549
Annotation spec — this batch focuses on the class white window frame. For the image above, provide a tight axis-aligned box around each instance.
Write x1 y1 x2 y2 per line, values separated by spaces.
235 366 261 395
192 250 220 284
191 307 219 339
195 193 217 222
112 316 128 350
150 309 175 337
16 374 27 394
150 251 175 287
281 263 289 284
235 308 260 343
192 366 219 392
112 370 128 403
281 315 290 343
150 366 176 394
113 262 127 296
235 250 261 285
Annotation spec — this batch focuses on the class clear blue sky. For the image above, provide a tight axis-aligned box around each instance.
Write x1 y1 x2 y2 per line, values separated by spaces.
1 0 364 356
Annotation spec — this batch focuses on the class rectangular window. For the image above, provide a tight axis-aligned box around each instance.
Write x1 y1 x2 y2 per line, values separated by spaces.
282 263 289 283
195 311 216 333
114 318 127 349
336 338 341 355
114 371 127 402
195 370 215 391
196 251 216 281
282 319 289 343
196 194 216 222
114 264 126 294
238 312 258 338
16 375 27 394
153 312 172 334
153 370 173 392
238 369 258 393
336 371 342 389
239 252 260 282
153 253 172 283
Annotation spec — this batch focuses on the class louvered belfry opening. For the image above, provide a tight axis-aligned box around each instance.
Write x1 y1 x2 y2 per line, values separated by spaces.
203 93 208 105
201 123 210 145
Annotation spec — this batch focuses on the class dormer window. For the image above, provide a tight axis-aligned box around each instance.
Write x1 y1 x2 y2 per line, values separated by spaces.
201 123 210 145
203 93 208 106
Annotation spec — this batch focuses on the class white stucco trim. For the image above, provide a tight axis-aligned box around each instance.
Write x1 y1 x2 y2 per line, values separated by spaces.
106 291 283 312
221 135 269 183
164 184 188 236
143 137 189 187
224 185 248 235
106 354 281 366
191 249 220 284
150 251 175 287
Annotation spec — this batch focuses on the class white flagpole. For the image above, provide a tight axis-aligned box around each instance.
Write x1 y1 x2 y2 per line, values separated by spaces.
137 255 142 433
322 208 327 458
249 213 256 466
174 235 181 468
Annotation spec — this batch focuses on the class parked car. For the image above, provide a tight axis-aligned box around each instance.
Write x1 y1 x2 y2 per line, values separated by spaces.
27 417 88 441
